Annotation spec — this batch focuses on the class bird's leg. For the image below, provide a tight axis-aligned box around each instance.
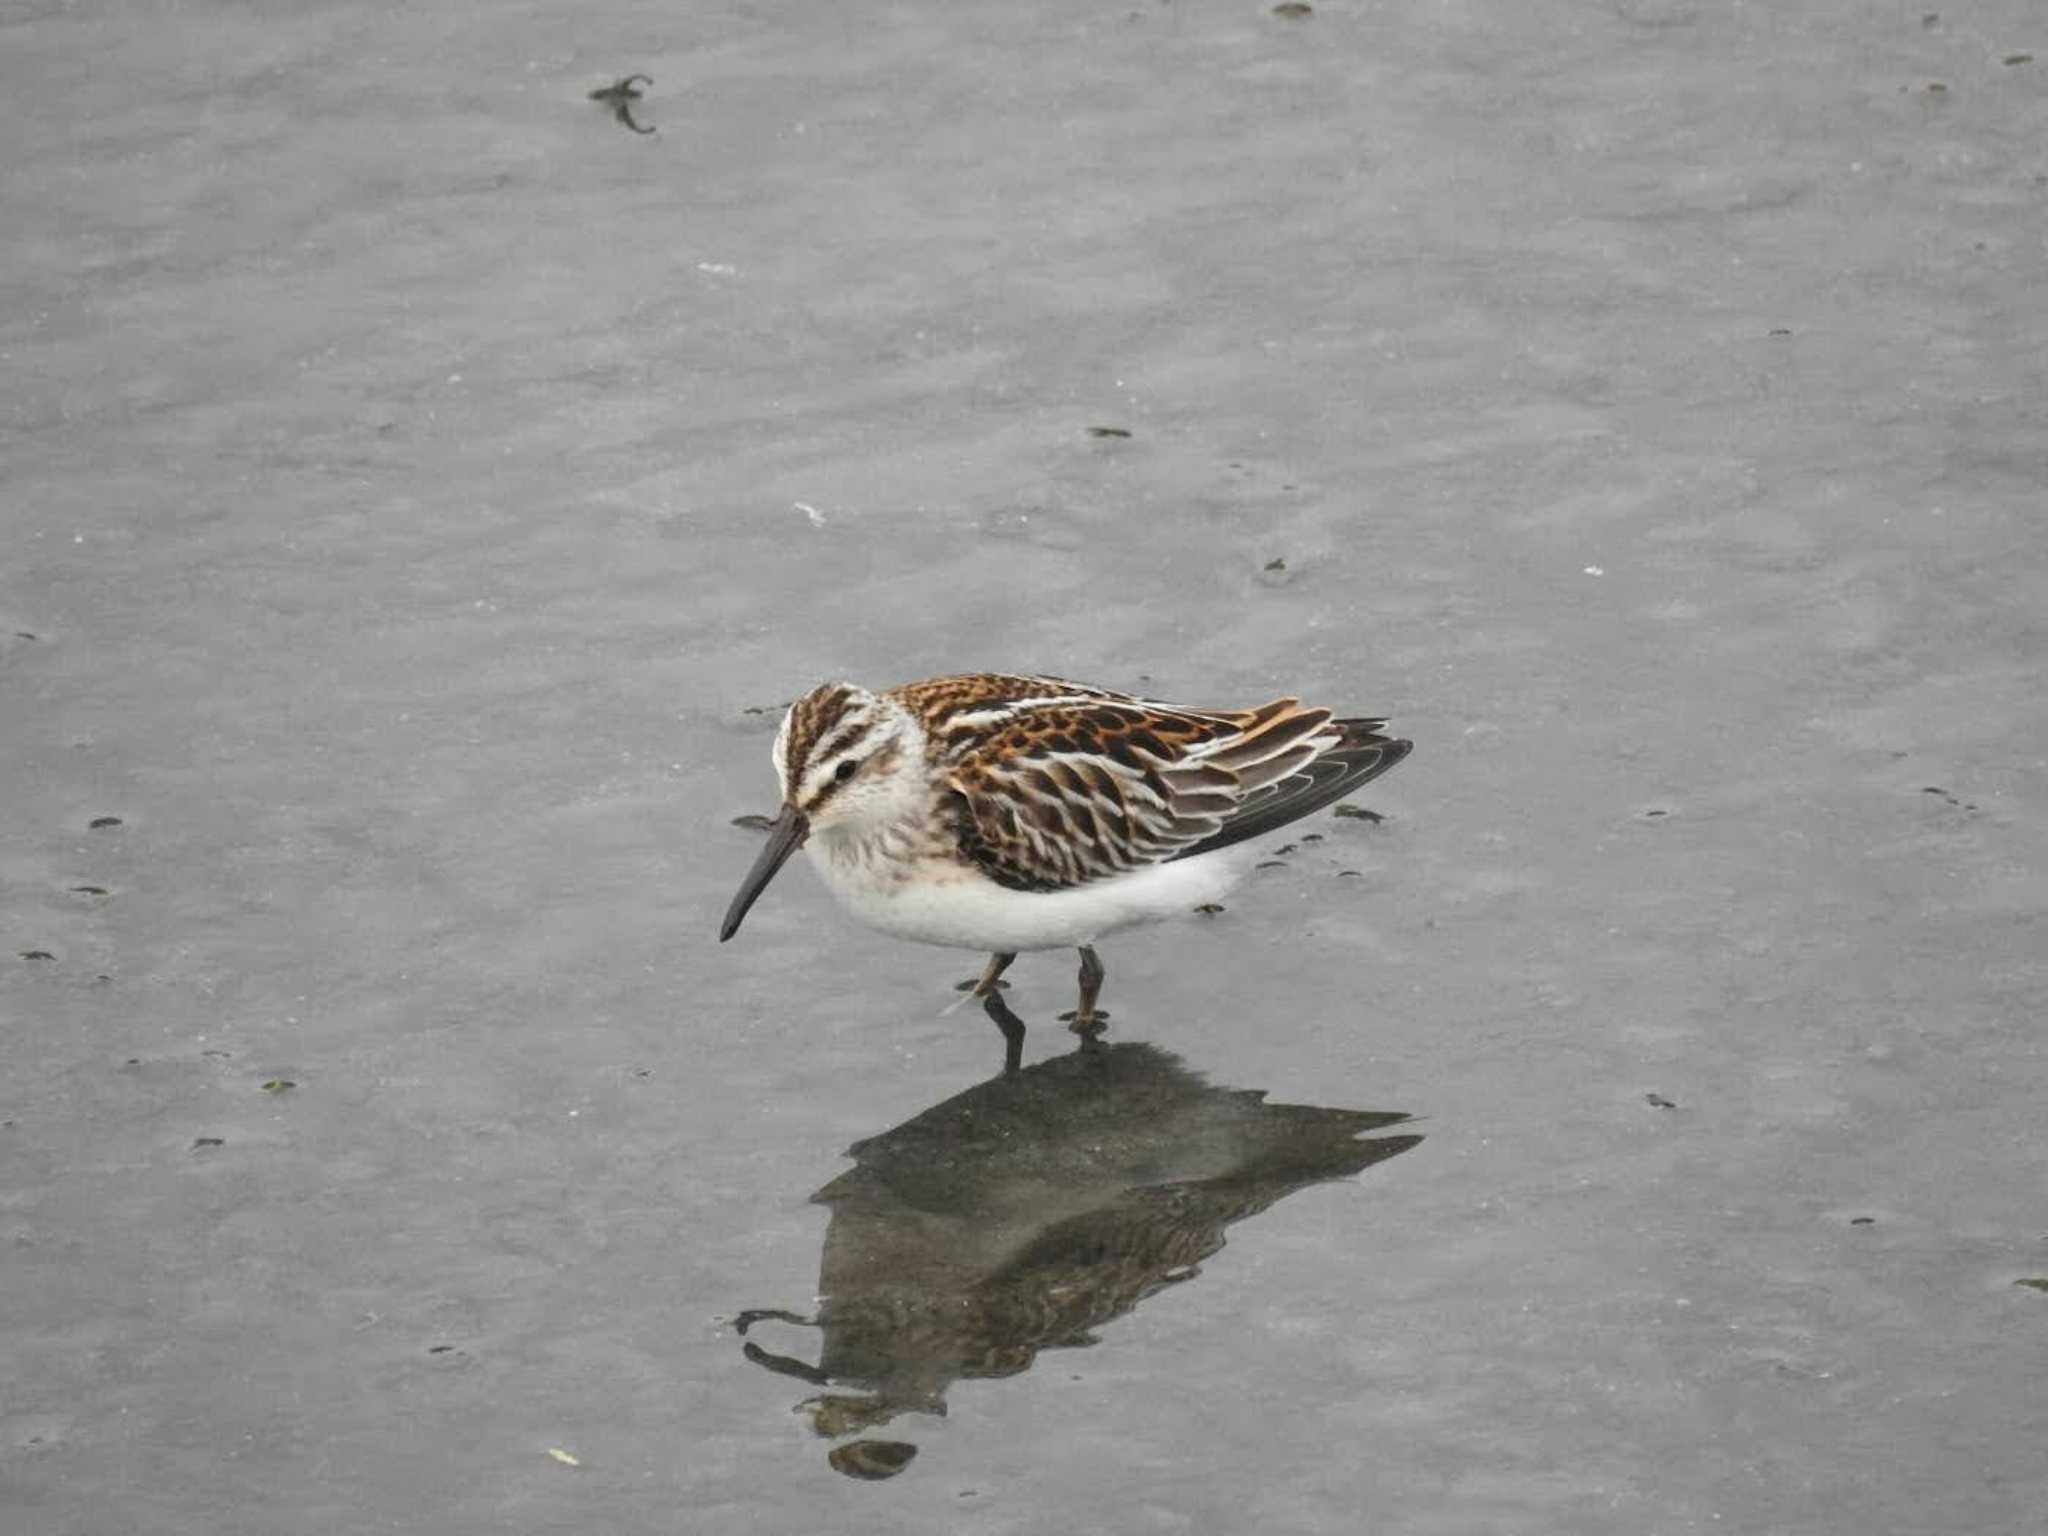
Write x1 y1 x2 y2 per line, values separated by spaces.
941 949 1014 1017
968 951 1024 1075
956 951 1015 996
983 993 1026 1077
742 1340 830 1386
1061 945 1110 1040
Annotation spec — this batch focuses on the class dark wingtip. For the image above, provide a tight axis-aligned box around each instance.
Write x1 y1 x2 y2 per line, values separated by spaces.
1167 718 1412 860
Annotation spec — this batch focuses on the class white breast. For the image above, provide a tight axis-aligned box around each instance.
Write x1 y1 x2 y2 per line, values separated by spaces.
805 840 1250 953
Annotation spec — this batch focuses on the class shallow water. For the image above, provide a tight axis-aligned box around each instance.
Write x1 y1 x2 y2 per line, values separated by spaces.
5 0 2046 1532
734 1040 1420 1481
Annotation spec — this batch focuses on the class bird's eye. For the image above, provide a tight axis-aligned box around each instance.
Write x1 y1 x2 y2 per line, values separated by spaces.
833 758 858 782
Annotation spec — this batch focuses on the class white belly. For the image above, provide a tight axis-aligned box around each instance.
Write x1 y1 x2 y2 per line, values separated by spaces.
806 843 1250 953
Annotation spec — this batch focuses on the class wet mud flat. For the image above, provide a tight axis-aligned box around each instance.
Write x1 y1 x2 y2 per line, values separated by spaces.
5 1 2047 1533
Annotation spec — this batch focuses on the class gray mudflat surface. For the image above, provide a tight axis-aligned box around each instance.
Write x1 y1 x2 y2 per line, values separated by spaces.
5 2 2044 1531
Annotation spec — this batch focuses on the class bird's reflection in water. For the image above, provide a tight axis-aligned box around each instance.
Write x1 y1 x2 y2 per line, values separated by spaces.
736 1041 1419 1479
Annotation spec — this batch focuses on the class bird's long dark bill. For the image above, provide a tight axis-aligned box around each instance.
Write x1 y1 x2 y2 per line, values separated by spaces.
719 804 809 942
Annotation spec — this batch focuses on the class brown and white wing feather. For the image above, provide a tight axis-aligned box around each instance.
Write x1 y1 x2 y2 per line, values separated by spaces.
912 676 1410 893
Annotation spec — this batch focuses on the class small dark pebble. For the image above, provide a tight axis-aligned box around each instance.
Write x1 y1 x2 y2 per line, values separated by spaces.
1193 902 1225 915
89 816 123 829
70 885 110 895
1333 804 1384 822
260 1078 296 1094
1085 425 1132 438
20 949 55 961
1921 786 1946 795
1644 809 1669 818
1925 81 1948 93
1264 557 1287 571
192 1137 224 1149
1256 860 1288 871
731 813 778 831
124 1058 140 1066
1849 1216 1876 1226
1646 1093 1677 1109
2005 54 2034 65
1272 2 1314 16
829 1439 918 1480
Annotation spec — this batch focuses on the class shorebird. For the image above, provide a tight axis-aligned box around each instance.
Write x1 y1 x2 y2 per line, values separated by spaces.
719 673 1409 1069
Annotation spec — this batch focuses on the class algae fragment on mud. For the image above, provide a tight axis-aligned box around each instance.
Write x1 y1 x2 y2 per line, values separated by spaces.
731 813 778 831
89 815 123 829
1333 804 1384 822
1085 425 1132 438
2013 1278 2048 1293
1193 902 1225 915
260 1078 296 1094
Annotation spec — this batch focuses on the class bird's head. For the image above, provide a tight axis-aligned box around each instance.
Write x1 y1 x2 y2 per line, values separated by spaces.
719 682 925 941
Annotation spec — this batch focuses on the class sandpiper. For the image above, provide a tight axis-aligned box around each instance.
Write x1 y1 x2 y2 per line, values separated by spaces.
720 673 1409 1068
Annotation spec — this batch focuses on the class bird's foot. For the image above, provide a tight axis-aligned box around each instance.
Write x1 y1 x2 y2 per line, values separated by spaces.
940 974 1012 1017
1059 1008 1111 1040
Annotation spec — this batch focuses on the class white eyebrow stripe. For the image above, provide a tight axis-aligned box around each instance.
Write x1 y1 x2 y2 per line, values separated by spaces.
811 716 877 765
